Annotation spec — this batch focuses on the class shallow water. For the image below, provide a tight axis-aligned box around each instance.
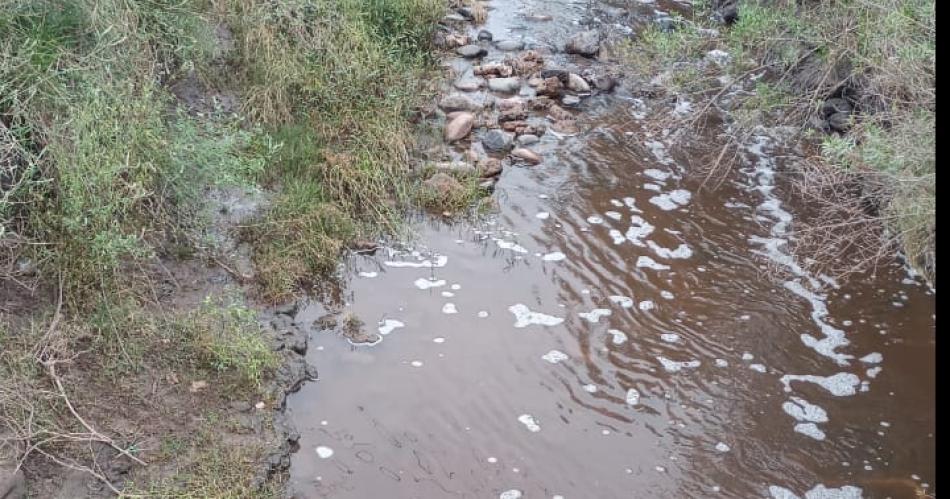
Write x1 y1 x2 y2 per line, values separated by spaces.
284 1 936 497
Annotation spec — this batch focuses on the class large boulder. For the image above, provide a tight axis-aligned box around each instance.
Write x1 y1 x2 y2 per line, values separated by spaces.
565 30 600 57
444 112 475 143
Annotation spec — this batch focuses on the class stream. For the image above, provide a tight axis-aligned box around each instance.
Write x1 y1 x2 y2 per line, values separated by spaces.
283 0 936 497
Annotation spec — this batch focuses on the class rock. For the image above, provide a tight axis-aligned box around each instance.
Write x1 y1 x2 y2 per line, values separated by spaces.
561 95 581 107
494 39 526 51
536 76 563 97
478 158 503 178
527 77 544 87
423 172 466 197
517 134 539 145
565 30 600 57
479 179 497 192
454 78 484 91
828 111 852 132
474 63 514 77
505 50 544 74
488 77 522 93
477 30 493 41
0 465 26 499
435 160 477 175
551 119 579 134
705 49 731 66
566 73 591 93
439 93 481 112
593 75 617 92
457 7 475 20
511 147 542 164
547 104 573 121
540 69 569 81
444 112 475 143
717 1 739 25
498 109 528 123
481 129 514 153
822 97 852 117
655 16 676 32
443 33 470 48
443 13 467 23
457 44 487 58
495 97 525 111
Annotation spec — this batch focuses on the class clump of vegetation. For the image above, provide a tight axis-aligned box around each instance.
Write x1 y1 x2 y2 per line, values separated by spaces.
618 0 935 283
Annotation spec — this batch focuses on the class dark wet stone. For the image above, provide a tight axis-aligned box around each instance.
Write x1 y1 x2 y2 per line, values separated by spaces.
828 111 852 132
822 97 853 118
481 129 514 153
477 30 493 41
565 30 600 57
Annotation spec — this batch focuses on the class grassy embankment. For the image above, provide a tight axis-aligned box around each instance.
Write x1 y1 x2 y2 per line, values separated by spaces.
1 0 449 494
619 0 935 283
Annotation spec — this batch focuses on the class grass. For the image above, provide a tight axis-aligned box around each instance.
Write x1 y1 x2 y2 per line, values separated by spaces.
1 0 450 494
619 0 935 282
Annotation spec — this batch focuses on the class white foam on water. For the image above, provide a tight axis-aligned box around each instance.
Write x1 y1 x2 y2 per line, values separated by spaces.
781 373 861 397
660 333 680 343
478 310 490 318
487 456 498 463
542 251 567 262
626 388 641 405
609 295 634 308
637 256 670 270
644 183 662 192
495 239 528 253
433 337 446 343
860 352 883 364
378 319 405 335
750 364 767 373
442 303 458 314
639 300 656 311
441 291 455 297
587 215 604 224
410 360 424 367
785 280 854 366
644 168 672 181
414 278 446 290
769 484 863 499
579 308 612 323
715 442 731 452
782 397 829 423
451 284 461 290
648 241 693 259
358 271 378 278
608 329 628 345
536 211 550 219
605 210 623 220
649 189 692 211
715 358 729 367
623 196 642 212
508 304 564 328
517 414 541 432
660 290 675 299
625 216 655 246
657 356 701 373
644 140 676 166
610 198 624 207
542 350 569 364
499 490 523 499
866 367 882 378
609 229 626 245
316 446 334 459
794 423 826 440
384 255 448 268
742 352 754 360
582 383 598 393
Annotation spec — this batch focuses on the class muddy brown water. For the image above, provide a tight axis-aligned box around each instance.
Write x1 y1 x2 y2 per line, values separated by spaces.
284 1 935 498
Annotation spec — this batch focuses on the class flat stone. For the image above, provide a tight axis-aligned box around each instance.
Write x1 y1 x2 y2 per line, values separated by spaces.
488 77 522 93
454 79 484 91
477 30 493 41
439 93 482 112
494 39 526 51
561 95 581 107
457 44 487 58
517 134 539 145
565 30 600 57
511 147 542 164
